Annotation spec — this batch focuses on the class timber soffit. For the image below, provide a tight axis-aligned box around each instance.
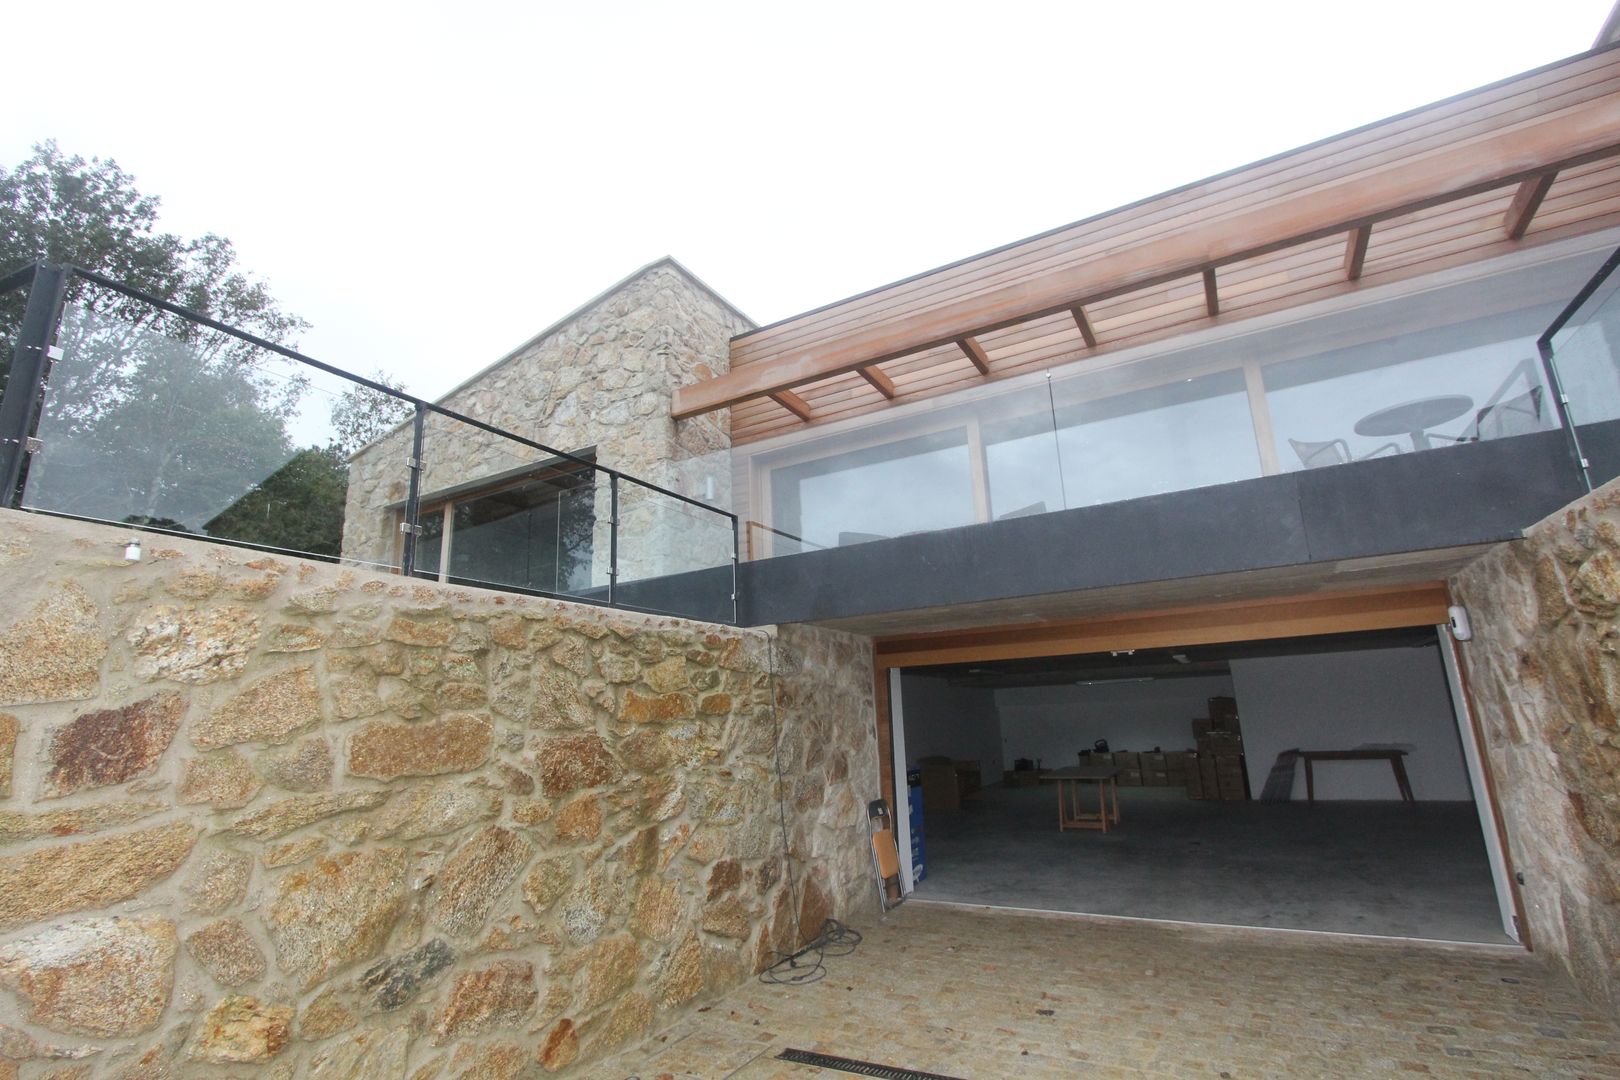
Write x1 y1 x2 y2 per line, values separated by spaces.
675 45 1620 438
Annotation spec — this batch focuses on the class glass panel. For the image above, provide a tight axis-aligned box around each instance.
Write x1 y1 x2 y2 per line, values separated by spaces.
1259 255 1607 470
414 411 604 600
981 382 1062 521
1266 324 1552 470
0 275 29 403
768 426 976 555
23 300 407 570
1050 368 1260 505
1546 267 1620 428
615 477 736 623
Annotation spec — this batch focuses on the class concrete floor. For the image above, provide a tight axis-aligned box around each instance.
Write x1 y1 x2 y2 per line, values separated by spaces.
603 904 1619 1079
907 784 1509 943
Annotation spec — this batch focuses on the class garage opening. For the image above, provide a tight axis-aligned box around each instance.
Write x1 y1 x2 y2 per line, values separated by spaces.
887 625 1516 944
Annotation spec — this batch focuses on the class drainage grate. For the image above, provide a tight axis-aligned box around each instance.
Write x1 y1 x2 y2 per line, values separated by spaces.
774 1048 965 1079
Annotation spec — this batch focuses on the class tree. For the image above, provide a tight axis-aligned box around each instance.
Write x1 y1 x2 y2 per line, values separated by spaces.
0 141 408 558
1 141 306 357
331 368 415 457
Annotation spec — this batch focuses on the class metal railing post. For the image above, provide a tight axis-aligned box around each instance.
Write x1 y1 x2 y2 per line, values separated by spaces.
400 404 427 576
608 473 619 606
0 263 69 508
731 517 740 626
1537 337 1593 493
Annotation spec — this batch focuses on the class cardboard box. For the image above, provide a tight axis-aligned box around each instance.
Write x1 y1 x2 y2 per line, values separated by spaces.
1218 771 1248 800
1184 768 1206 798
1209 696 1239 723
1140 752 1167 770
1112 752 1141 770
1119 769 1144 786
1144 769 1170 787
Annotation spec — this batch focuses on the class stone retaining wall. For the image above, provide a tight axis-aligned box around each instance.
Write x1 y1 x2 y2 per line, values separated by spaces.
0 508 877 1078
1450 478 1620 1013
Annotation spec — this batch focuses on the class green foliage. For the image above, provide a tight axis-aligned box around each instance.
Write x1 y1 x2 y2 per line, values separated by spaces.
204 446 350 557
1 141 407 560
1 140 307 354
331 368 416 457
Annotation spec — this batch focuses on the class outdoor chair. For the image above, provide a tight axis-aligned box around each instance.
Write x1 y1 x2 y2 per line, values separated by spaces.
1289 437 1401 470
1473 386 1544 440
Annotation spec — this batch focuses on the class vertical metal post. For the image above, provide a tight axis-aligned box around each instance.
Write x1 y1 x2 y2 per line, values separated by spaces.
731 516 740 626
0 264 69 507
607 473 619 605
1537 337 1593 493
400 404 426 576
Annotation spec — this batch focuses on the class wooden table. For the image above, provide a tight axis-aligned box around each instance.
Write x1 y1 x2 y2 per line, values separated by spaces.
1041 766 1121 832
1297 749 1414 803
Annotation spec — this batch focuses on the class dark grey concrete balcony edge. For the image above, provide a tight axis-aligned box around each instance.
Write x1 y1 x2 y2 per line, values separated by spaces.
734 428 1597 628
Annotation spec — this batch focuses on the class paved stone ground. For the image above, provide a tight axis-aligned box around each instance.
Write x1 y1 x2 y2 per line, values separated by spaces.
599 902 1620 1079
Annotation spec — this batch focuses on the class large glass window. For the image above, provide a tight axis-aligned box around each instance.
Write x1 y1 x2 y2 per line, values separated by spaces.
742 245 1610 557
1051 369 1260 505
411 458 596 595
1265 311 1554 471
768 428 975 553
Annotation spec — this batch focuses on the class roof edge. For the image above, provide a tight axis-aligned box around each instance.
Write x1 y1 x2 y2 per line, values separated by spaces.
732 41 1620 345
433 256 755 407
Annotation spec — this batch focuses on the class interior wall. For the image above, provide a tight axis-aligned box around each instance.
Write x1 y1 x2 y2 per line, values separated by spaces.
993 675 1236 769
1229 642 1472 800
899 672 1004 785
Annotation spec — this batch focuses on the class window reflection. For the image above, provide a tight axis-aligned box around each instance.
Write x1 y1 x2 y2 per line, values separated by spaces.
414 464 596 594
1051 370 1259 504
769 428 974 553
1265 312 1554 470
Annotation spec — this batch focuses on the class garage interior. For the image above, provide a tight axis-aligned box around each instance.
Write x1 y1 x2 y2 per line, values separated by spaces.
892 626 1513 944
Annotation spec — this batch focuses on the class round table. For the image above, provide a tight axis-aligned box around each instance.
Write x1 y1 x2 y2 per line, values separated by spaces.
1353 395 1474 450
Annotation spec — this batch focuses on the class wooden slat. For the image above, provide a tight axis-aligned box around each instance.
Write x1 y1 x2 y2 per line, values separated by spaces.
1344 224 1373 280
727 52 1620 368
1070 305 1098 347
769 389 813 421
858 364 896 398
1202 267 1220 316
1504 171 1558 239
678 90 1620 418
956 336 992 375
729 209 1620 445
873 584 1451 668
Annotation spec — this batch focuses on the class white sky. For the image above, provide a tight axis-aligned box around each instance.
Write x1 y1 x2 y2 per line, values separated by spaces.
5 1 1615 400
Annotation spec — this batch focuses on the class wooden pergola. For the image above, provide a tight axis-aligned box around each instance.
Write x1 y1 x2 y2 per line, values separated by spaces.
674 46 1620 446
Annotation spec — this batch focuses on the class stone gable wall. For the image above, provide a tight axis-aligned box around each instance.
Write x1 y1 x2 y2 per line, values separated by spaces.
342 263 750 586
0 508 876 1078
1450 478 1620 1012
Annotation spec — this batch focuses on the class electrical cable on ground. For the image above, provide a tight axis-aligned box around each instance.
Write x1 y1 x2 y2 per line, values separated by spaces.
756 631 864 985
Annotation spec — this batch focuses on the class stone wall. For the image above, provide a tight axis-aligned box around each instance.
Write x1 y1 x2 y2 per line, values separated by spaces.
343 259 751 585
0 508 877 1078
1450 478 1620 1012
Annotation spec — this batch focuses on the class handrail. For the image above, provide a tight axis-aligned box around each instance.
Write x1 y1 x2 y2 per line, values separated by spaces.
65 264 736 523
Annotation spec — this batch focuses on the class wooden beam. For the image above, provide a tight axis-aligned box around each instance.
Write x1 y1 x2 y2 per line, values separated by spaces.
1070 305 1098 347
672 94 1620 419
1504 171 1557 240
769 389 812 421
1344 224 1372 280
1202 267 1220 316
872 583 1450 668
858 364 896 398
956 336 991 375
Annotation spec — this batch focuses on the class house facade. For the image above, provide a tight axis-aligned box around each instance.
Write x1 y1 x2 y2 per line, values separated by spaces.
340 43 1620 1012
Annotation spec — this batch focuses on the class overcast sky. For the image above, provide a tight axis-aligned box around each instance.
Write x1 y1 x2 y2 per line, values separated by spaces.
5 1 1615 400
